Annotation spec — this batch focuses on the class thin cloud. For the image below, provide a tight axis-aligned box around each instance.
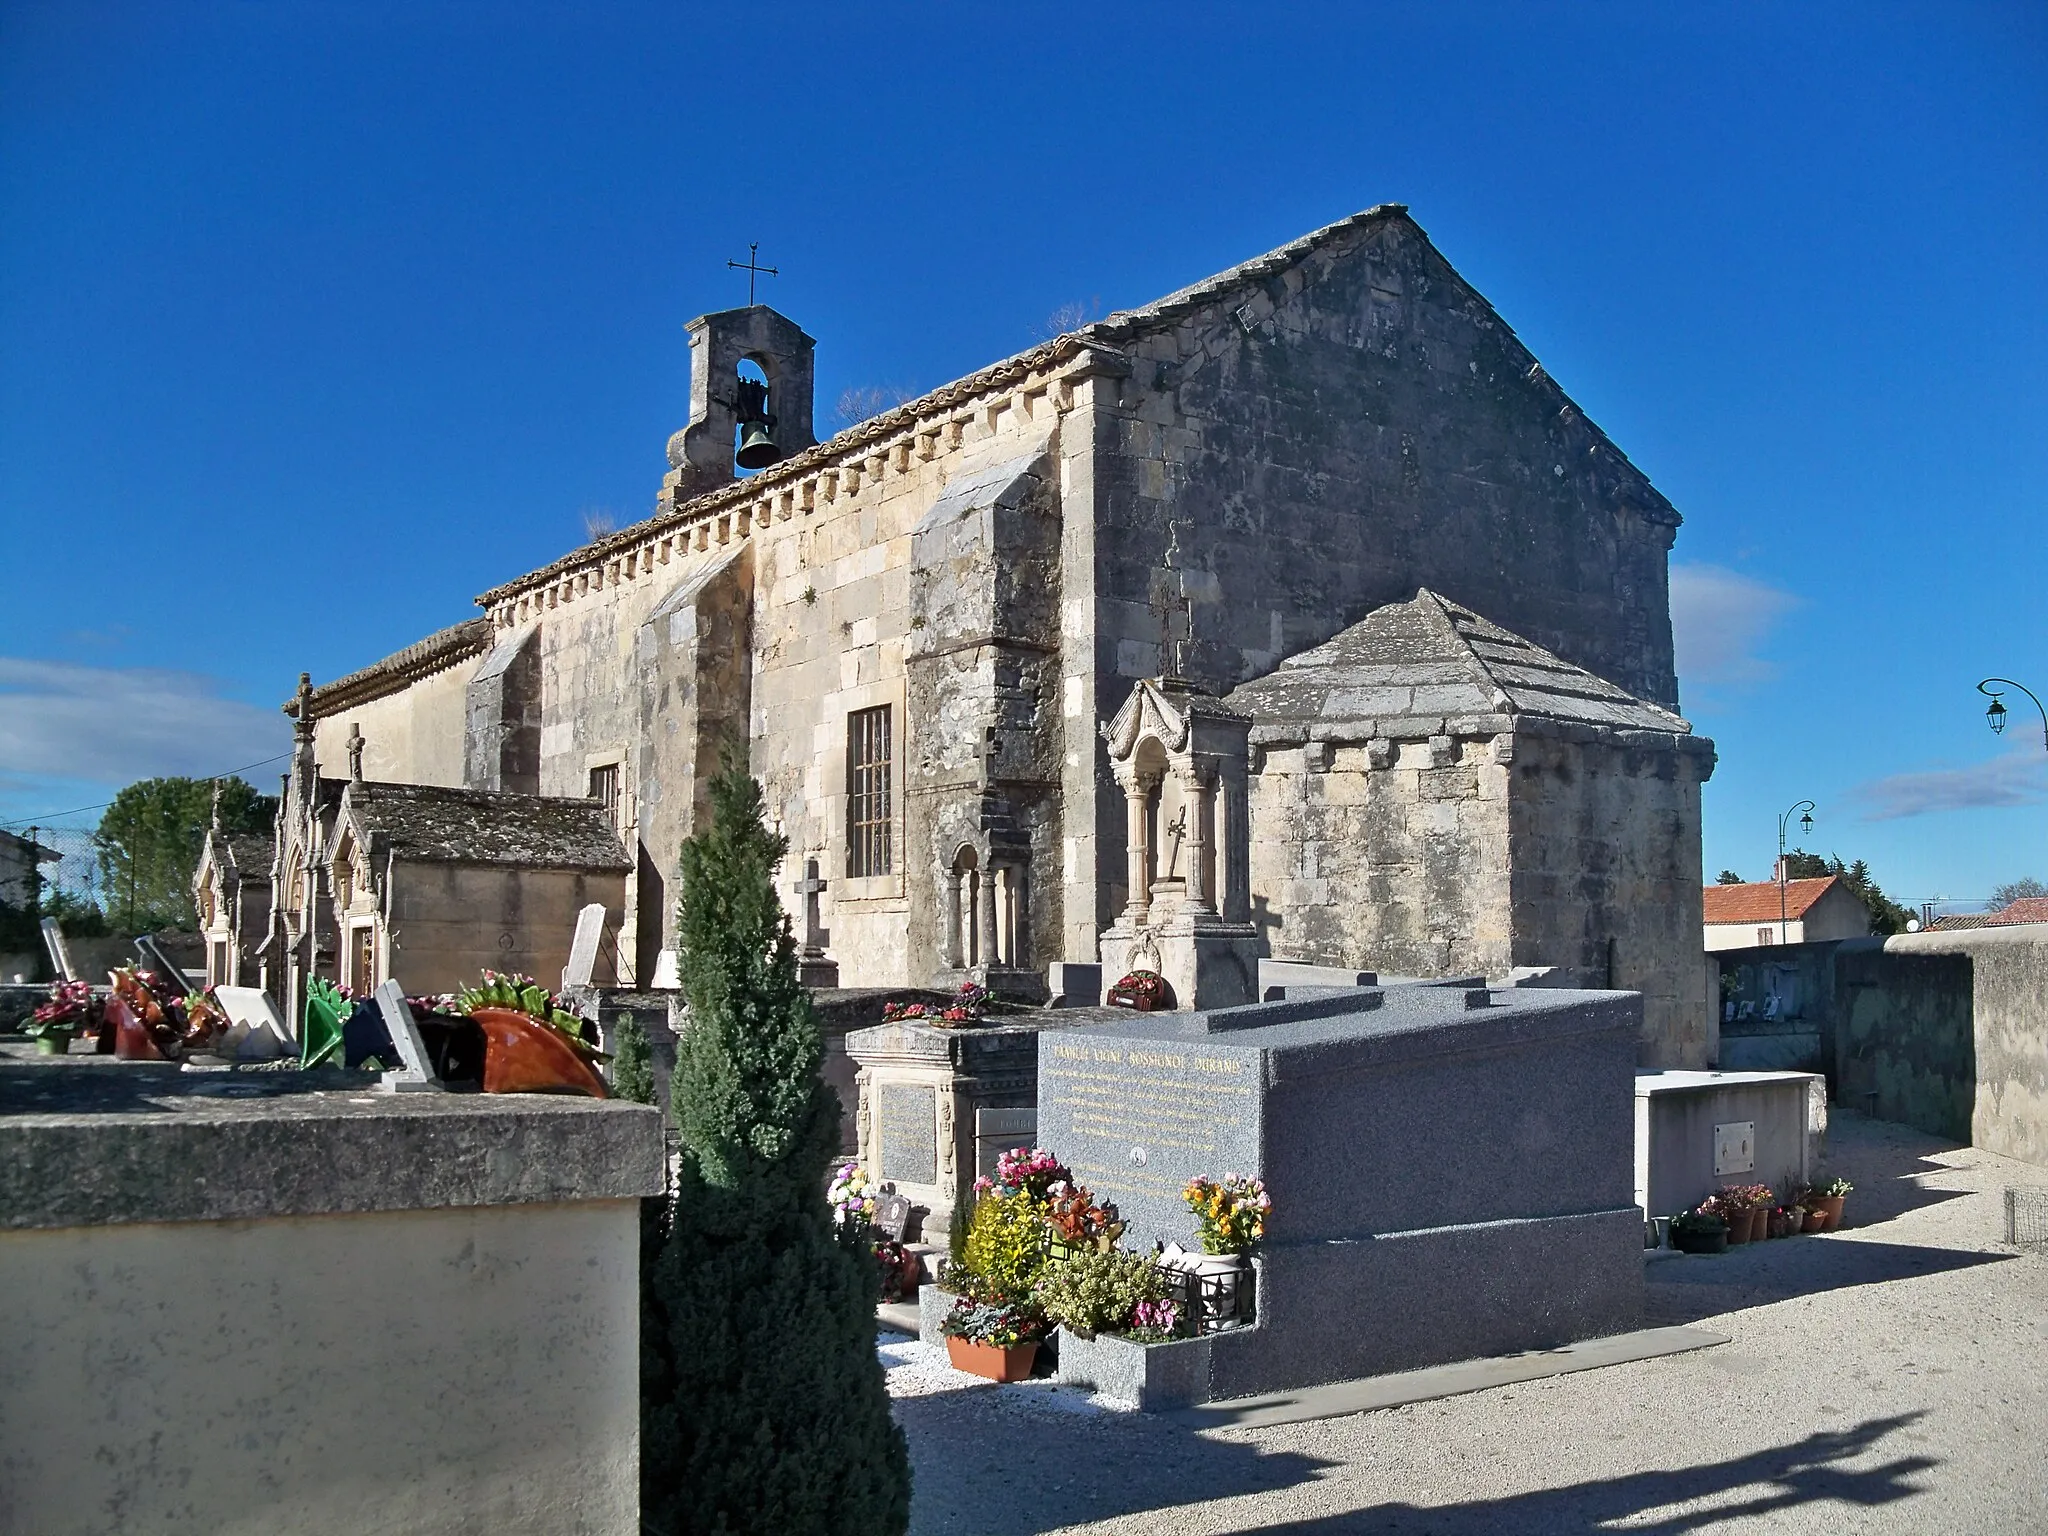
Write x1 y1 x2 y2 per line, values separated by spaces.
0 657 289 789
1670 564 1799 689
1847 751 2048 822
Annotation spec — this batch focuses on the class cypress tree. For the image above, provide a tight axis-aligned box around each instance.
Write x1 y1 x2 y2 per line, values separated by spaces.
610 1013 655 1105
641 769 910 1536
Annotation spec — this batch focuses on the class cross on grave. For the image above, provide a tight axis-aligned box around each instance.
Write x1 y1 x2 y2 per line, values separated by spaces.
796 858 830 955
726 241 779 306
345 723 366 782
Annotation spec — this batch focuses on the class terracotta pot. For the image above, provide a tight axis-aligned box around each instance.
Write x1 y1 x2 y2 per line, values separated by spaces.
1802 1206 1829 1233
469 1007 608 1098
1814 1195 1846 1231
944 1337 1039 1383
1725 1210 1750 1245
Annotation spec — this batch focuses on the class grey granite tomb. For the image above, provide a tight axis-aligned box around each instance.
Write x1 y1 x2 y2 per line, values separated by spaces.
1035 982 1645 1405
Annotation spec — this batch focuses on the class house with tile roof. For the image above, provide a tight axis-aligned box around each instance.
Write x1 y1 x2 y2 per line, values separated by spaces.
1703 874 1872 951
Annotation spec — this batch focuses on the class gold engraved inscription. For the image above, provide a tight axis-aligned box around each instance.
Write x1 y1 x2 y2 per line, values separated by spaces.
1043 1044 1253 1207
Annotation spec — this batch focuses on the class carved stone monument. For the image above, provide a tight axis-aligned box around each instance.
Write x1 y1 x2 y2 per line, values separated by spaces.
1097 678 1260 1010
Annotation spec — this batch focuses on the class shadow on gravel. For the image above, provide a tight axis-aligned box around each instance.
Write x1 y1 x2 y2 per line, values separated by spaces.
1183 1412 1936 1535
1818 1110 1978 1226
898 1387 1337 1536
1644 1238 2015 1327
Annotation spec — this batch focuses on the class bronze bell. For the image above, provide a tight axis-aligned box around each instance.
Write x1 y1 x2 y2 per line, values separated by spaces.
735 420 780 469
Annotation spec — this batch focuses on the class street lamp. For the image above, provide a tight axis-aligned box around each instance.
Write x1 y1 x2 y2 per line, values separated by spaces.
1777 800 1816 945
1978 677 2048 753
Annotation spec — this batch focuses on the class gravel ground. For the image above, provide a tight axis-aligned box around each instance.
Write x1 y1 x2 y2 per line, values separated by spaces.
889 1111 2048 1535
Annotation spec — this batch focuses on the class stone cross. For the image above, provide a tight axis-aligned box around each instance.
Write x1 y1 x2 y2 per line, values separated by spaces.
39 917 76 982
796 859 829 955
346 723 366 783
563 903 608 991
372 979 443 1092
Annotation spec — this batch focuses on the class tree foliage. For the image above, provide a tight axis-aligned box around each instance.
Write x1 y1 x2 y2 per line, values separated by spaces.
640 769 909 1536
1782 849 1915 935
93 777 275 934
609 1012 654 1105
1991 877 2047 907
1715 870 1745 885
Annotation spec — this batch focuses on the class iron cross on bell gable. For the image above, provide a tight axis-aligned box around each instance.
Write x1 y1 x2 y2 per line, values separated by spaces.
727 242 779 306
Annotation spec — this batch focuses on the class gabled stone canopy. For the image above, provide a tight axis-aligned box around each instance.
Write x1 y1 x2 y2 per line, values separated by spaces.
1225 588 1692 747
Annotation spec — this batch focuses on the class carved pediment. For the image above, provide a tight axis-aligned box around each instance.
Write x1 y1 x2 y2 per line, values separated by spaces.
1103 679 1192 760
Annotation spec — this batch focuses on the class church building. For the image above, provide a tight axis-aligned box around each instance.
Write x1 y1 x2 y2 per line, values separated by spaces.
266 204 1715 1065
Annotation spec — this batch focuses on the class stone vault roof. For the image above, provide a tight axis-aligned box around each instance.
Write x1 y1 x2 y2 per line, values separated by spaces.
1702 877 1845 926
1225 589 1694 747
339 782 631 871
286 619 494 720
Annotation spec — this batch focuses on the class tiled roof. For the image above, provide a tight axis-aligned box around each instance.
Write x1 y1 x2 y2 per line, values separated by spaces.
285 619 494 720
1702 877 1842 925
1225 589 1695 745
1929 897 2048 930
339 781 630 871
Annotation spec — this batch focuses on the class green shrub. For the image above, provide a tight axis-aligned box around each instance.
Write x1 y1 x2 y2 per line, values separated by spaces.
609 1012 654 1105
957 1190 1048 1299
639 770 909 1536
1034 1248 1169 1335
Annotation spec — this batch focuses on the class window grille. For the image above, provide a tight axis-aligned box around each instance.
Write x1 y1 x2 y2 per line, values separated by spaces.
847 706 893 878
588 764 621 824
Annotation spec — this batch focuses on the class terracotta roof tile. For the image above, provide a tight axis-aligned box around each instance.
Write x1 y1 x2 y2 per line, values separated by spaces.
1702 877 1840 925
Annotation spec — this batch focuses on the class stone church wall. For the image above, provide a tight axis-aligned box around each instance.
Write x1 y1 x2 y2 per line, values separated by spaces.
311 663 471 789
1090 214 1680 714
1246 738 1514 979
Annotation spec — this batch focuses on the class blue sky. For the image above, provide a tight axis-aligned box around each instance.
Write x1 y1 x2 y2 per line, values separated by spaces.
2 2 2043 909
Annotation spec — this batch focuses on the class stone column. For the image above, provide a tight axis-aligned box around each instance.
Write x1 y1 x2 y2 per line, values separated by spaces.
943 866 964 969
1120 770 1153 922
1184 768 1213 914
978 864 1001 968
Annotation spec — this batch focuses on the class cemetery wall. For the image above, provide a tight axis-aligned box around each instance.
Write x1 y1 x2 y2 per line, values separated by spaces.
384 862 627 995
311 660 471 788
1507 731 1713 1068
1 1077 662 1536
1244 737 1512 977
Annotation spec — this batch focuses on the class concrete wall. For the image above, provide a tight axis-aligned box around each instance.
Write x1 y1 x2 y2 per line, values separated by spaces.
312 660 472 789
1634 1072 1819 1218
1715 926 2048 1167
0 1202 639 1536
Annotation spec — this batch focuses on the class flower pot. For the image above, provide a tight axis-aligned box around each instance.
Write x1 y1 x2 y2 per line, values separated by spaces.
1724 1211 1750 1245
1749 1207 1772 1243
469 1007 608 1098
1814 1195 1846 1232
944 1336 1039 1383
34 1030 73 1056
1671 1226 1728 1255
1193 1251 1252 1330
1801 1206 1829 1233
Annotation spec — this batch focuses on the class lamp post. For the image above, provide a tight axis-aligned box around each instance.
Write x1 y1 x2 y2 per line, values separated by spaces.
1777 800 1815 945
1978 677 2048 754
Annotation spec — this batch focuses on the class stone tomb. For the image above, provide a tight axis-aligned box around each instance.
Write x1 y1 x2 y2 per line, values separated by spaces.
1036 984 1644 1404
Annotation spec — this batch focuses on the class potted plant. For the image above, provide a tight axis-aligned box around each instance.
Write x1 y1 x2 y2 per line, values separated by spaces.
1811 1177 1852 1231
1033 1247 1168 1340
939 1294 1045 1382
1173 1173 1270 1329
25 980 95 1055
1669 1207 1729 1255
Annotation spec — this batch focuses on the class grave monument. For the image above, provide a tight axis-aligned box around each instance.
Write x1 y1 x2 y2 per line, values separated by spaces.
1034 982 1645 1405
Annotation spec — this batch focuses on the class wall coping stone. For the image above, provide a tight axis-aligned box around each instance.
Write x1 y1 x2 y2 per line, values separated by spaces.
0 1060 663 1231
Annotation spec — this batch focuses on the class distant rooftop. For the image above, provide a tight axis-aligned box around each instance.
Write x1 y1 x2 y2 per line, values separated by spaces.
1703 877 1846 926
